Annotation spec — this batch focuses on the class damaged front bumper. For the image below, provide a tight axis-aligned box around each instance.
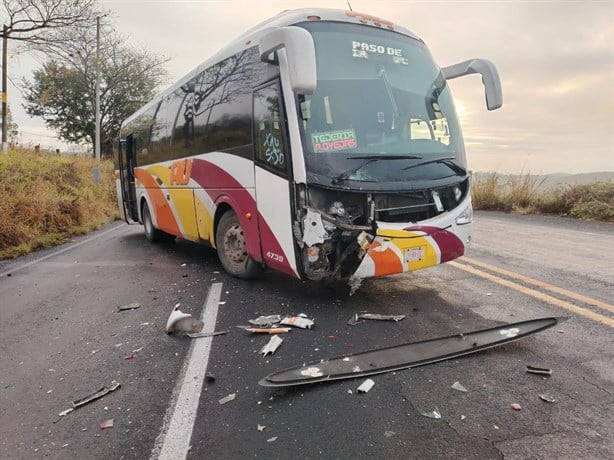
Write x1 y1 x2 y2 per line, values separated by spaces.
296 189 473 291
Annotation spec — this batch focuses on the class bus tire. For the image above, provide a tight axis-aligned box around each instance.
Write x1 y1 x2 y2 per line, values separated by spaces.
216 210 263 279
142 202 175 243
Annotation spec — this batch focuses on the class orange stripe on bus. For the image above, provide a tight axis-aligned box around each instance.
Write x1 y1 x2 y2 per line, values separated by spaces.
134 169 181 236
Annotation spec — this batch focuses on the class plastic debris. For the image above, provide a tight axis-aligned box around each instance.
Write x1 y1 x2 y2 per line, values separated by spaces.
187 330 229 339
510 403 522 411
348 313 406 325
526 365 552 376
248 315 282 327
118 303 140 311
421 408 442 419
260 335 284 356
539 394 556 403
218 393 236 405
257 424 266 432
72 381 121 409
58 408 74 417
99 419 114 429
267 436 278 443
281 316 314 329
165 304 203 334
460 415 467 421
237 326 291 334
357 378 375 393
123 354 134 360
384 431 396 438
451 381 468 392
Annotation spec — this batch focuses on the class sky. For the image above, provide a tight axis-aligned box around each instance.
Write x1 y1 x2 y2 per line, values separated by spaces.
3 0 613 174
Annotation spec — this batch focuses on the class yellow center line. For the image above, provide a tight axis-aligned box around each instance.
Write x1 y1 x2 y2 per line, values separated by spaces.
462 256 614 314
448 260 614 328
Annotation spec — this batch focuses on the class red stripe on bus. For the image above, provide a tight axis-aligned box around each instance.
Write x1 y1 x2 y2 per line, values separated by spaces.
404 225 465 263
190 159 296 276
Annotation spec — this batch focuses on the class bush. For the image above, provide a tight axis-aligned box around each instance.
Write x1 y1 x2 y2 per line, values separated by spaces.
0 148 118 259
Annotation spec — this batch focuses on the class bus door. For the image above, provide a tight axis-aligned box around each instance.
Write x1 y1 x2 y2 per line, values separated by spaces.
117 134 139 223
252 81 299 277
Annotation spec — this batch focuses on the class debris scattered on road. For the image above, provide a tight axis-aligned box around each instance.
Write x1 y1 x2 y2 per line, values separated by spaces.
526 365 552 376
218 393 236 405
348 313 406 325
205 372 216 383
100 419 114 430
384 431 396 438
165 304 203 335
187 330 229 339
260 335 284 356
58 408 74 417
357 378 375 393
510 403 522 411
421 408 442 419
539 394 556 403
451 381 468 392
72 380 121 409
267 436 278 443
249 315 282 327
460 415 467 421
259 317 562 387
123 354 134 360
281 316 314 329
257 424 266 432
118 303 140 312
237 326 291 334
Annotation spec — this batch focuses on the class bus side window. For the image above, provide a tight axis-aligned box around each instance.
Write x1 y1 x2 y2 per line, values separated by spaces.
253 82 287 174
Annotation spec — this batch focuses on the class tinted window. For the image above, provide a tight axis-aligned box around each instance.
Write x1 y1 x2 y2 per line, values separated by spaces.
253 82 287 174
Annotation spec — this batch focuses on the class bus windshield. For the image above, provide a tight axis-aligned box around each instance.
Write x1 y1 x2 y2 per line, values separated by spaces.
296 21 466 188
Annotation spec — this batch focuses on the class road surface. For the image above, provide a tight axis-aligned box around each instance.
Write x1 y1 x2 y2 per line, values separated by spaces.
1 211 612 459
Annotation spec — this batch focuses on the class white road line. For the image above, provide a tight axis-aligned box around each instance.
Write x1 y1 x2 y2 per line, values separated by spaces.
151 282 223 460
0 223 126 278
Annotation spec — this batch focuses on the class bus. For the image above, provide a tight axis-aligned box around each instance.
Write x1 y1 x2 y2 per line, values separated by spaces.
114 8 502 293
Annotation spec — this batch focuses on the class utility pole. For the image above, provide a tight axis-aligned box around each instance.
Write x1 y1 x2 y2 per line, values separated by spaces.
95 16 101 162
2 24 8 154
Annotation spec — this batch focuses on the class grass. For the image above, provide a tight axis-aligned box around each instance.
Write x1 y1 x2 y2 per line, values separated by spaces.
0 147 119 259
472 172 614 221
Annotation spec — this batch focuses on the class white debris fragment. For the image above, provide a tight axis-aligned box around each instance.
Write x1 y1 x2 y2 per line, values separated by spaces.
218 393 236 405
300 367 324 377
421 407 442 419
257 424 266 432
384 431 396 438
165 304 204 334
451 381 468 392
281 316 314 329
267 436 278 443
248 315 282 327
260 335 284 357
357 378 375 393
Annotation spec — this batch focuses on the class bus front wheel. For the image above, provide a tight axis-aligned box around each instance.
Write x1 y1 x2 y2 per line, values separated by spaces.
142 202 174 243
216 210 263 279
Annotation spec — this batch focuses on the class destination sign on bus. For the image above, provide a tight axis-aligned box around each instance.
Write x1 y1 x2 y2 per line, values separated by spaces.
351 41 409 64
311 129 357 153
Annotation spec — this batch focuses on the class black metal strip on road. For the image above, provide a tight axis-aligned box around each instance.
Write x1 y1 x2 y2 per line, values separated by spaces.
259 317 564 387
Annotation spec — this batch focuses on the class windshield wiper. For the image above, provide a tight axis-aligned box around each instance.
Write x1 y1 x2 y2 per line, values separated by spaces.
400 156 467 176
331 155 422 185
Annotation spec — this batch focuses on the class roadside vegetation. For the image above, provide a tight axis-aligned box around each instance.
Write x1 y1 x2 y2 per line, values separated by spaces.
472 172 614 221
0 148 118 259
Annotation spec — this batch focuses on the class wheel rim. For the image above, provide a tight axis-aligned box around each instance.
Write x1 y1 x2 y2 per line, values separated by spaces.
223 224 247 264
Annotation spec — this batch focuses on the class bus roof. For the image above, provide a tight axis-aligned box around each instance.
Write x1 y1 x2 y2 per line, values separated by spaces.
122 8 422 128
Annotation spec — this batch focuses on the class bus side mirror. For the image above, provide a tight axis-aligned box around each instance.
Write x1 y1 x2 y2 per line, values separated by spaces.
259 26 317 95
441 58 503 110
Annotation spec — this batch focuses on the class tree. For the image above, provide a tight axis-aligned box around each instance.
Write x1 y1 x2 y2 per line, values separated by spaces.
1 0 103 153
0 105 20 145
22 25 169 155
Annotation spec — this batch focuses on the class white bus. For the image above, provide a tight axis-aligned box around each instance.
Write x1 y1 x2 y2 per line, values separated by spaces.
115 8 502 292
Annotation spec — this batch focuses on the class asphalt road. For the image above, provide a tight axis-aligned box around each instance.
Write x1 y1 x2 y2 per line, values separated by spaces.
1 211 612 459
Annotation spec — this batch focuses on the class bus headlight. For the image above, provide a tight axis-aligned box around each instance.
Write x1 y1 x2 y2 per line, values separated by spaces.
455 204 473 225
